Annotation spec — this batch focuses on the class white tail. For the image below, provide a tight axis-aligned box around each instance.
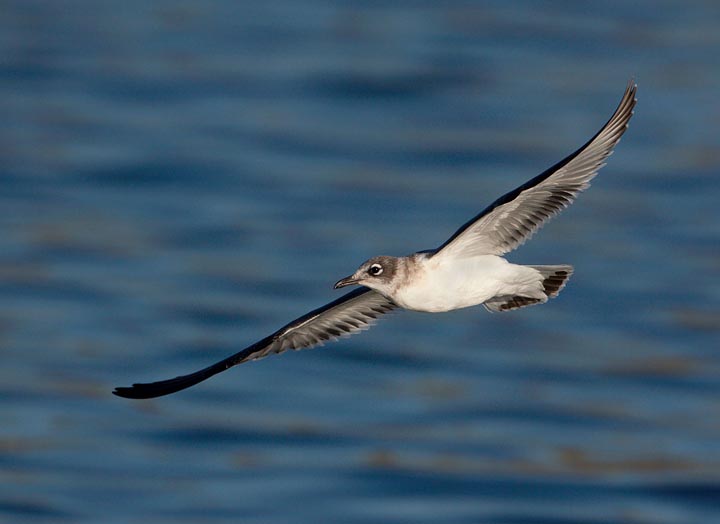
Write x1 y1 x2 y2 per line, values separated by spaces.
484 265 573 312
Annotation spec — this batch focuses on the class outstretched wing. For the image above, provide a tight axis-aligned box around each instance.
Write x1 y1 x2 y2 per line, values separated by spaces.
113 287 396 399
433 81 637 260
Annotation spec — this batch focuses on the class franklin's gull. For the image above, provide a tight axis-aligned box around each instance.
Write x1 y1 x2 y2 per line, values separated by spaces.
114 81 636 399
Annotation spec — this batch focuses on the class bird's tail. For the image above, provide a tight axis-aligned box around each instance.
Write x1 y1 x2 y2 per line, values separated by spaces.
528 265 574 299
483 265 573 312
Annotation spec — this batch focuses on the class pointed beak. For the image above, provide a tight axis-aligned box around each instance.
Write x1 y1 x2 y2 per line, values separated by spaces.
334 276 359 289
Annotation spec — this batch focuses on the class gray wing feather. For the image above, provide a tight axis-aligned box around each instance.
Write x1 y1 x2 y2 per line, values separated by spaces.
433 81 637 259
262 287 396 358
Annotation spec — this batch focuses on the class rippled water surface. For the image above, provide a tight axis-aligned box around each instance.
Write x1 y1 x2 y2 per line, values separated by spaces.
2 2 720 523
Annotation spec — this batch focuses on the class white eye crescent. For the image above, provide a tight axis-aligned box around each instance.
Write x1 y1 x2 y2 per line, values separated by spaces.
368 263 383 276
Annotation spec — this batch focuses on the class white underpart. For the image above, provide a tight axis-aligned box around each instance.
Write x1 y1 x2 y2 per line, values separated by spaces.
391 255 545 313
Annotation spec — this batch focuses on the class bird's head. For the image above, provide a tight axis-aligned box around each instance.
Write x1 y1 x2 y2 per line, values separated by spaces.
334 256 399 294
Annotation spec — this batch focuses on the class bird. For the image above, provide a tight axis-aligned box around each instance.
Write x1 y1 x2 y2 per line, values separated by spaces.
114 81 637 399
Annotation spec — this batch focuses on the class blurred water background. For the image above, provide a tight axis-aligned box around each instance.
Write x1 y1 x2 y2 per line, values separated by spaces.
2 1 720 523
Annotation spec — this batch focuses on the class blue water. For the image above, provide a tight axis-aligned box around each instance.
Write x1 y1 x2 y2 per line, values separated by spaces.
2 2 720 523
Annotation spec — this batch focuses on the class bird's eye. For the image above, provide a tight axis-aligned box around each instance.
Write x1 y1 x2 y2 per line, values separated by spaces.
368 263 383 276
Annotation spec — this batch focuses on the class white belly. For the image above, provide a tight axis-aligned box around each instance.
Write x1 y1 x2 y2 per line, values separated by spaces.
392 255 542 313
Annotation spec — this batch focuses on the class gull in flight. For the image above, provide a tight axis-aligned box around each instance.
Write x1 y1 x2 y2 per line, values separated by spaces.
114 81 636 399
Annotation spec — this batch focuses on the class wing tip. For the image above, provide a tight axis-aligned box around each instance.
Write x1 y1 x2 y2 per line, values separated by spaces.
620 78 638 118
112 384 154 400
112 380 187 399
112 359 231 400
112 379 193 400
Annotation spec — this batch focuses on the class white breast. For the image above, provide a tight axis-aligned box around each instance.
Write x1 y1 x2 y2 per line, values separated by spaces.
392 255 516 312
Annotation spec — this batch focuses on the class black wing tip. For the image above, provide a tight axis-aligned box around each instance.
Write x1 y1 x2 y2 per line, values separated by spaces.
112 374 209 399
113 383 165 400
112 370 213 400
112 386 143 399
